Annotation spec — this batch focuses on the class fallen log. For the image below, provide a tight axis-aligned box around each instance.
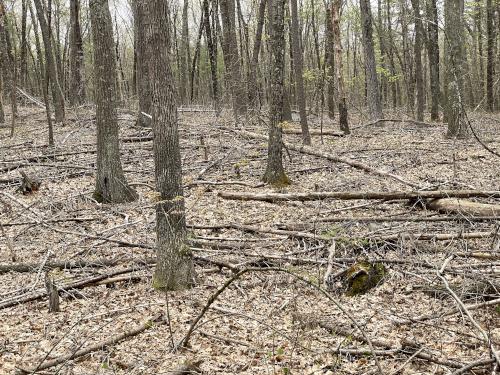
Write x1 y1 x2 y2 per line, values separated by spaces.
218 189 500 203
283 129 344 136
0 258 123 274
428 198 500 216
18 314 165 374
222 127 419 188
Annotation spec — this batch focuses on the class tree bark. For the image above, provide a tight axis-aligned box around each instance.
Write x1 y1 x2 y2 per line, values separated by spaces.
325 6 335 119
425 0 440 120
444 0 468 138
263 0 290 186
203 0 219 113
331 0 350 133
20 0 28 88
410 0 424 121
248 0 266 114
0 1 16 136
290 0 311 144
486 0 495 111
179 0 190 105
144 0 194 290
90 0 138 203
360 0 383 120
68 0 85 106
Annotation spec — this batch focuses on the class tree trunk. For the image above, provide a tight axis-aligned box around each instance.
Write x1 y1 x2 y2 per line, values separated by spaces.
33 0 65 123
486 0 495 111
133 0 152 127
179 0 190 105
219 0 247 119
145 0 194 291
89 0 138 203
68 0 85 106
325 6 335 119
410 0 424 121
332 0 350 133
0 1 16 136
0 74 4 123
203 0 219 113
359 0 383 120
248 0 266 114
444 0 467 138
290 0 311 144
425 0 440 120
20 0 28 88
263 0 290 186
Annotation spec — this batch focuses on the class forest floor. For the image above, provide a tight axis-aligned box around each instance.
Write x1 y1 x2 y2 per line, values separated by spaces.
0 105 499 375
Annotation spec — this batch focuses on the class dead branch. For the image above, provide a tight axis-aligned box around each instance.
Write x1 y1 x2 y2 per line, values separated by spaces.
218 189 500 202
18 314 165 374
428 198 500 216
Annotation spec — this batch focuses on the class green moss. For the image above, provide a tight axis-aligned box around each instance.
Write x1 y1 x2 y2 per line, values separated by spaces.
262 170 291 187
92 190 104 203
344 261 386 296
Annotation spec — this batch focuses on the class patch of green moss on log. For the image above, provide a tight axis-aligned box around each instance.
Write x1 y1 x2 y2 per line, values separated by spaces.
343 260 386 296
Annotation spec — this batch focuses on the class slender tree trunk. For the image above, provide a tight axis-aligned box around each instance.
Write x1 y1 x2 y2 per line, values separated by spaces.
290 0 311 144
425 0 440 120
325 6 335 119
0 1 16 136
203 0 219 113
0 76 4 123
220 0 247 119
263 0 290 186
486 0 495 111
179 0 189 105
33 0 65 123
444 0 467 138
20 0 28 88
89 0 138 203
69 0 85 106
145 0 194 291
360 0 383 120
410 0 424 121
248 0 266 114
331 0 349 133
133 0 152 127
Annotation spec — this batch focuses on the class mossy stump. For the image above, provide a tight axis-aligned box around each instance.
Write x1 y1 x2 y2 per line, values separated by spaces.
343 260 386 296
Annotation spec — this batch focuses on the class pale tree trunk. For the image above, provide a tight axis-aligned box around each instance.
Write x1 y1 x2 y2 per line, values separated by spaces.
410 0 424 121
20 0 28 88
145 0 194 291
425 0 440 120
69 0 85 106
133 0 152 127
486 0 495 111
33 0 65 123
0 1 16 136
0 77 4 124
325 6 335 119
263 0 290 186
90 0 138 203
359 0 383 120
332 0 350 133
220 0 247 120
290 0 311 145
444 0 467 138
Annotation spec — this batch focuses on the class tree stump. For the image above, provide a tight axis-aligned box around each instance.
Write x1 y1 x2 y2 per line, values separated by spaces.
18 171 41 195
343 260 386 296
44 272 60 312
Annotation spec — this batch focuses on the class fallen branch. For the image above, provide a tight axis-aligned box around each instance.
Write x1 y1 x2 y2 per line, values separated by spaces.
428 198 500 216
18 314 165 373
0 258 121 274
218 189 500 203
283 129 344 136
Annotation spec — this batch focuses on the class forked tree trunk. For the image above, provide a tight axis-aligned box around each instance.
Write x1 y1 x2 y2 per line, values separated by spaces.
263 0 290 186
290 0 311 145
68 0 85 106
33 0 65 123
145 0 194 291
331 0 350 134
133 0 152 127
89 0 138 203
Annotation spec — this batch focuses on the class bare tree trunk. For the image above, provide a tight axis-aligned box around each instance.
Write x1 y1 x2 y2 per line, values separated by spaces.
220 0 247 120
145 0 194 291
486 0 495 111
133 0 152 127
69 0 85 106
263 0 290 186
33 0 65 123
290 0 311 145
410 0 424 121
360 0 383 120
20 0 28 88
0 75 4 123
0 1 16 136
90 0 138 203
179 0 190 105
203 0 219 113
332 0 349 134
425 0 440 120
444 0 467 138
325 6 335 119
248 0 266 114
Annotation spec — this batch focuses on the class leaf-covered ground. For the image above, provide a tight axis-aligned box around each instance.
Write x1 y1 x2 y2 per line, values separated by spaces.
0 106 499 374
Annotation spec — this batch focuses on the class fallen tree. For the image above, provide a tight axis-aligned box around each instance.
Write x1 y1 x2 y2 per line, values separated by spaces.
428 198 500 216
